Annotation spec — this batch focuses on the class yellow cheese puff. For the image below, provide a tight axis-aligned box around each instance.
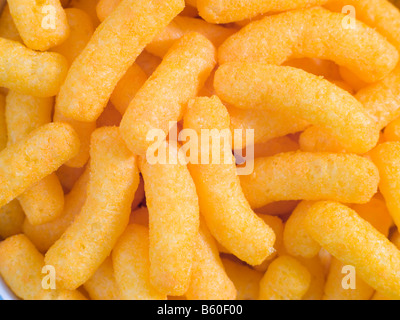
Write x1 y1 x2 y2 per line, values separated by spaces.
305 201 400 299
69 0 100 27
0 5 21 42
298 257 325 301
84 257 120 300
259 256 311 300
112 224 166 300
384 117 400 142
45 127 139 290
96 0 120 21
56 0 184 122
7 0 70 51
0 200 24 239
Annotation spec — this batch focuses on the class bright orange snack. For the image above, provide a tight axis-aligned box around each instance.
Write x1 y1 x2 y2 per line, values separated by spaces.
218 8 398 83
45 127 139 290
215 62 379 154
305 201 400 299
240 152 379 209
56 0 184 122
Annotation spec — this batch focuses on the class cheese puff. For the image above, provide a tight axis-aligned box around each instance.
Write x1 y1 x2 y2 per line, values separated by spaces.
325 0 400 51
52 8 94 65
69 0 100 27
218 8 398 83
0 122 79 207
0 93 6 150
96 0 120 21
305 201 400 299
6 92 64 225
45 127 139 290
56 165 86 193
339 67 368 92
120 32 216 156
56 0 184 122
252 136 299 159
35 289 87 300
186 222 236 300
84 257 120 300
259 256 311 300
384 117 400 142
184 96 276 266
298 257 325 300
323 257 374 300
299 127 348 153
283 201 321 259
180 4 198 17
0 5 21 42
147 16 235 58
53 109 96 168
221 258 262 300
112 224 166 300
0 234 45 300
240 152 379 209
197 0 328 24
283 58 341 80
110 63 147 115
0 200 24 239
215 62 379 154
0 38 68 97
352 196 393 237
23 166 90 253
139 142 199 296
7 0 70 51
370 142 400 229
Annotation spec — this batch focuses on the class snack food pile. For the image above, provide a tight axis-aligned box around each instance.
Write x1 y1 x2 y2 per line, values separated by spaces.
0 0 400 300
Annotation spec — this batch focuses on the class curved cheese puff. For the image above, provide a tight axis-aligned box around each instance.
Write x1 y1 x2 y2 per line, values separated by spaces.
196 0 328 23
325 0 400 51
120 32 216 156
259 256 311 300
23 166 90 253
0 5 22 42
45 127 139 290
96 0 120 21
6 92 64 226
385 117 400 142
84 257 120 300
186 222 236 300
0 38 68 97
140 142 199 296
215 62 379 154
112 224 166 300
305 201 400 299
240 152 379 209
52 8 94 66
56 0 184 122
370 142 400 229
0 122 79 207
218 8 398 83
183 96 276 266
7 0 69 51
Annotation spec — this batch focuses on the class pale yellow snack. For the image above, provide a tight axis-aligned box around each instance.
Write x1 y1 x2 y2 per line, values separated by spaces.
112 224 166 300
0 38 68 97
0 234 44 300
110 63 147 115
84 257 120 300
52 8 94 65
23 166 90 253
140 142 199 296
305 201 400 299
0 122 79 207
215 62 379 154
323 257 374 300
6 91 64 226
183 96 276 266
45 127 139 290
259 256 311 300
120 32 216 156
221 258 262 300
240 152 379 209
0 199 24 239
370 142 400 229
283 201 321 259
56 0 184 122
298 257 325 300
7 0 70 51
186 222 236 300
218 8 398 83
0 5 22 42
197 0 328 23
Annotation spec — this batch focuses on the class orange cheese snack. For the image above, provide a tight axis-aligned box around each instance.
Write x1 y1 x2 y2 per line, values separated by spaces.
0 5 22 42
56 0 184 122
45 127 139 290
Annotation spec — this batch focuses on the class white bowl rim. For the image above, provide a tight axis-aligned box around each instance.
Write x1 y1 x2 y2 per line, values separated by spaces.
0 276 18 300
